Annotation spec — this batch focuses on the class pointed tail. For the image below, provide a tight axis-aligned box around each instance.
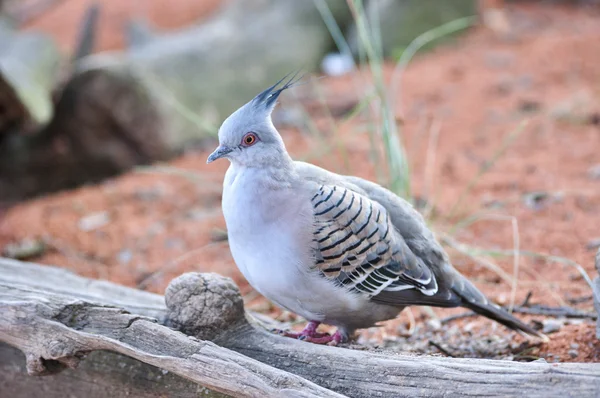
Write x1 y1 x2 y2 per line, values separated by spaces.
451 272 548 341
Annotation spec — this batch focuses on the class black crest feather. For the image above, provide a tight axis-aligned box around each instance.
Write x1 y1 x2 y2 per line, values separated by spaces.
252 69 305 111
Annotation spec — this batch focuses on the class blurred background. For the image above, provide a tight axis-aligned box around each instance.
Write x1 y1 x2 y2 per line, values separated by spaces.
0 0 598 361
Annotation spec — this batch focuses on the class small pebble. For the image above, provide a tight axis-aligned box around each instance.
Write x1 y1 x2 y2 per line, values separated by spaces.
542 319 564 334
186 207 220 221
495 293 508 305
522 191 563 211
78 211 110 231
134 187 164 201
2 238 46 260
164 238 185 250
426 319 442 331
586 238 600 251
568 349 578 359
570 343 580 349
321 52 355 76
484 51 515 68
588 164 600 180
117 249 133 265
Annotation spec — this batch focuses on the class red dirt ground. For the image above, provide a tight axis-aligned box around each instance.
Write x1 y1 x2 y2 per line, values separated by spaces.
20 0 222 53
3 2 599 361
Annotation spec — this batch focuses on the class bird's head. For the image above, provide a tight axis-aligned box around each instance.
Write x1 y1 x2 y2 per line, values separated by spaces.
206 72 302 167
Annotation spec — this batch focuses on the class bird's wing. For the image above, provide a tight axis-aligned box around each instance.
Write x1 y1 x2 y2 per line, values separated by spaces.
298 161 464 307
299 163 544 337
310 183 440 299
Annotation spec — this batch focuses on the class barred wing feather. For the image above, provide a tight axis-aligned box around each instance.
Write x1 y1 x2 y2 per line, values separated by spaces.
311 185 438 298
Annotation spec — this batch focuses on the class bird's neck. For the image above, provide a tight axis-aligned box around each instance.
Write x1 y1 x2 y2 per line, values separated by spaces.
230 150 296 189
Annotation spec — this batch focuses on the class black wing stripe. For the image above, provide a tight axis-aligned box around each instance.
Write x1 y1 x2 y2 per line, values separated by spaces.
334 188 348 207
315 204 336 216
322 267 342 275
368 256 381 265
381 223 390 240
354 201 373 235
343 197 363 228
366 227 379 240
356 240 377 255
333 193 356 220
313 185 439 297
318 227 340 243
322 237 366 260
320 230 354 251
313 186 336 208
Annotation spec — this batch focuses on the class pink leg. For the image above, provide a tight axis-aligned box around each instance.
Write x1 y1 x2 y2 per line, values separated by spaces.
299 330 344 346
273 321 331 339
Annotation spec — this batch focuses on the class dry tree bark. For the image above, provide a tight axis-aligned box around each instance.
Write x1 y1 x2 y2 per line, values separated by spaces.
1 257 600 398
0 260 343 398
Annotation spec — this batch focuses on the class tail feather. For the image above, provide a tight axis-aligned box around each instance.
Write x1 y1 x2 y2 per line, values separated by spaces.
460 297 548 341
452 274 548 341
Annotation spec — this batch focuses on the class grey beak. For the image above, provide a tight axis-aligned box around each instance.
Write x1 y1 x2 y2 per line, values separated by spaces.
207 145 233 164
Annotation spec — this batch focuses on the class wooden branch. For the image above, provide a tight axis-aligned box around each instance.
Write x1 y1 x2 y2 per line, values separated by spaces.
1 257 600 398
0 274 343 397
0 343 230 398
441 304 598 325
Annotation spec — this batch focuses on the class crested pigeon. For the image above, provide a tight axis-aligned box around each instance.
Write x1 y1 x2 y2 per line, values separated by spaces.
207 74 545 345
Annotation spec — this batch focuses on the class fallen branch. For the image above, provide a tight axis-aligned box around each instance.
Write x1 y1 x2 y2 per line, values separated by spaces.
441 304 597 325
508 304 597 320
1 257 600 398
0 268 343 397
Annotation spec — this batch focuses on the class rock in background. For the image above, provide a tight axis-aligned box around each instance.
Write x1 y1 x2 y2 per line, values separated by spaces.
0 0 351 202
346 0 476 59
0 0 482 203
0 19 61 136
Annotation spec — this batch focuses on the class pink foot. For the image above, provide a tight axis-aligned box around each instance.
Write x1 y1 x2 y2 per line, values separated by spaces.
273 321 331 340
299 330 343 346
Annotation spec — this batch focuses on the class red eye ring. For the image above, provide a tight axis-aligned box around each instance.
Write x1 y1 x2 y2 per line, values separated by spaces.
242 132 258 146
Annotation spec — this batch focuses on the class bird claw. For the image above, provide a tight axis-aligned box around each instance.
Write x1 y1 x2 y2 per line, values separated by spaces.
271 321 334 342
271 328 303 338
298 331 343 346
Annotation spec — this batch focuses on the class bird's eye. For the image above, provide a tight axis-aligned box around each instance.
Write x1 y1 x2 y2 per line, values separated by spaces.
241 132 258 146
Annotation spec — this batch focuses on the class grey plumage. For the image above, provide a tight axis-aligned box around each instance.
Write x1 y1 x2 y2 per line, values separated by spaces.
207 75 545 343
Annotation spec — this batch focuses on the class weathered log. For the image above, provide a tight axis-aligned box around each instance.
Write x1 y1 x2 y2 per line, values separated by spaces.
0 343 230 398
1 257 599 398
0 267 344 397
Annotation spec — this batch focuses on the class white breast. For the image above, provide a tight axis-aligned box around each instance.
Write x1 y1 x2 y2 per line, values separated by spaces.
221 165 367 322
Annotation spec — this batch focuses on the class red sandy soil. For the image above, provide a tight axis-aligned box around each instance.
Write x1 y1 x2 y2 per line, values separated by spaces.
3 2 599 361
20 0 223 53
